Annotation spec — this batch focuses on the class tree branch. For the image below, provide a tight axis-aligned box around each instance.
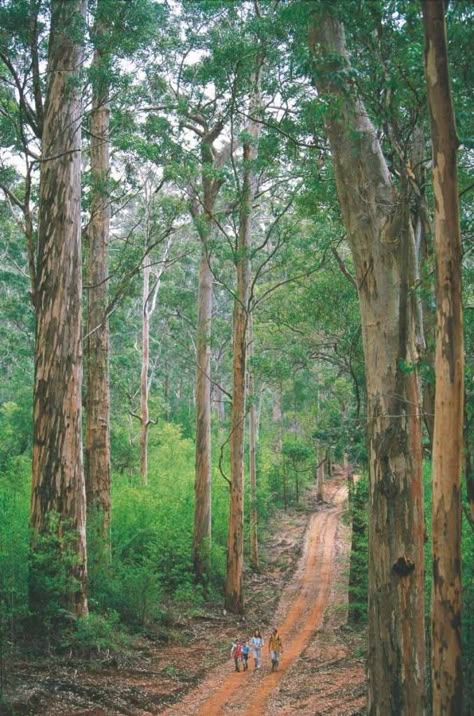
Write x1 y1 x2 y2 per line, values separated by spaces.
332 245 357 289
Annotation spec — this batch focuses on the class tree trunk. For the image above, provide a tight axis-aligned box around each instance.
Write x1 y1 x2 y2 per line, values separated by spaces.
316 454 324 503
211 351 226 422
140 255 151 486
248 314 259 571
224 225 250 613
193 244 213 582
326 447 332 478
343 452 349 477
311 15 425 714
272 389 283 452
411 125 436 453
224 68 261 613
138 228 171 487
465 397 474 524
85 8 111 546
30 0 88 618
192 130 226 585
422 2 464 712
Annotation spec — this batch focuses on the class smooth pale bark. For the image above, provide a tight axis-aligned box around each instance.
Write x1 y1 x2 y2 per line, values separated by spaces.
85 14 111 543
224 73 261 613
30 0 88 617
272 390 283 452
138 232 172 486
193 128 227 584
140 255 152 485
193 241 213 581
224 202 251 612
282 457 289 511
343 452 350 477
211 350 226 422
421 301 436 449
248 314 259 571
465 394 474 524
465 414 474 523
311 14 425 714
422 2 464 712
412 124 436 450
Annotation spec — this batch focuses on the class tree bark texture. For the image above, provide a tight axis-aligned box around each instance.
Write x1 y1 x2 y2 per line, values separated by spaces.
465 398 474 523
248 314 259 571
311 14 425 715
316 453 324 503
211 350 226 422
30 0 88 617
138 227 171 487
224 70 261 613
422 2 464 712
411 125 436 451
85 13 111 543
272 389 283 452
140 254 151 486
192 133 225 585
193 245 213 581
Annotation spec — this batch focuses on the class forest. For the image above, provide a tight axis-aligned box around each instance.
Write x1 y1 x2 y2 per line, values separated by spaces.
0 0 473 714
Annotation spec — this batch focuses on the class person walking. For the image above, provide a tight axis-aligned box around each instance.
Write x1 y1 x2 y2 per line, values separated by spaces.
230 638 242 672
241 640 250 670
251 628 264 670
268 627 283 671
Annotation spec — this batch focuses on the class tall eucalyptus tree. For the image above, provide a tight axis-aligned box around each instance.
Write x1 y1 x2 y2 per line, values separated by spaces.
140 1 235 584
85 0 160 525
85 0 112 544
422 1 464 711
30 0 88 618
309 5 425 713
224 67 262 611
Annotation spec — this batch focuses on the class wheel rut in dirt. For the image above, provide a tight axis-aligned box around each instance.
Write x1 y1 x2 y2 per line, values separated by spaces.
163 478 346 715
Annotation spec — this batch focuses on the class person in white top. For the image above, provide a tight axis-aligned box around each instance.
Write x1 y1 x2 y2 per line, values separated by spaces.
250 628 264 669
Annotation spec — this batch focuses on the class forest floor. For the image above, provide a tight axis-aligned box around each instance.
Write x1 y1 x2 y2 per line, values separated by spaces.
1 471 366 715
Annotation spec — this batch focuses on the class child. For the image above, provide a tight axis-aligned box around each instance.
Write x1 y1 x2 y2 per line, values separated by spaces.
241 640 250 671
230 638 242 672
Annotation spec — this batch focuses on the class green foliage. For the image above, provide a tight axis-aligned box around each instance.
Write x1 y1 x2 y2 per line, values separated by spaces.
347 474 368 625
63 611 130 656
0 402 32 472
28 514 84 641
88 422 225 627
282 437 312 465
0 11 472 715
462 500 474 713
0 456 30 645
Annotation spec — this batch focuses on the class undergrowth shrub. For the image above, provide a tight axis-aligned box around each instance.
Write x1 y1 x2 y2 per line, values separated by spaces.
28 513 85 643
0 455 30 644
462 498 474 714
89 422 227 626
0 411 327 648
347 473 368 625
63 611 130 656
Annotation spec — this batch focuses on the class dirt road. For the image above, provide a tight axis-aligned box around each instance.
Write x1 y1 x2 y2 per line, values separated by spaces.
163 477 348 715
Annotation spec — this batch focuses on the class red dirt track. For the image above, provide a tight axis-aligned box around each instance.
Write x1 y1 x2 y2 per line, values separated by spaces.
163 477 359 715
